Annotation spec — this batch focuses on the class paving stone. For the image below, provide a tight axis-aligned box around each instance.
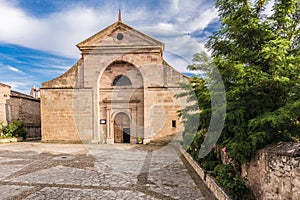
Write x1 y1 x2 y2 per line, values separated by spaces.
0 164 26 180
0 142 214 199
0 157 24 164
24 187 158 200
0 185 33 199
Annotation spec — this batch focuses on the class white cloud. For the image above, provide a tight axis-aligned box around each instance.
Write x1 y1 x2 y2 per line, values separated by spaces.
163 35 205 72
0 1 41 46
2 81 32 94
0 62 33 93
0 63 25 74
7 66 24 74
157 22 175 30
0 0 219 72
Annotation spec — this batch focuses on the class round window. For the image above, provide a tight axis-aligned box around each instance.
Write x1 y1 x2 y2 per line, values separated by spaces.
117 33 124 40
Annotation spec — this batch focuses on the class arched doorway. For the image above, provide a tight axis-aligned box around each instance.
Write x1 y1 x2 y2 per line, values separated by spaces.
114 112 130 143
99 60 144 144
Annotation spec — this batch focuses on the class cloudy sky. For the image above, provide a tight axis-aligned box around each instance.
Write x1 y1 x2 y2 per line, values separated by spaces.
0 0 221 94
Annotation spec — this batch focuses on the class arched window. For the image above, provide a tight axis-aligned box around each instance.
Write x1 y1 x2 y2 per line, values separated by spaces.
112 75 132 86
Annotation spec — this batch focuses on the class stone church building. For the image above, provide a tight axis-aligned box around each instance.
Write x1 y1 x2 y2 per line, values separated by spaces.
41 14 189 144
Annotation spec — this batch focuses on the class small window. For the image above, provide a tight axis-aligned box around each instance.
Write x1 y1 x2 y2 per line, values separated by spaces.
117 33 124 40
112 75 132 86
172 120 176 128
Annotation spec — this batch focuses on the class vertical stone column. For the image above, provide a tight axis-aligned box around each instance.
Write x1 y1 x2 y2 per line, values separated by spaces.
130 105 137 143
99 105 107 143
92 89 99 143
106 109 113 144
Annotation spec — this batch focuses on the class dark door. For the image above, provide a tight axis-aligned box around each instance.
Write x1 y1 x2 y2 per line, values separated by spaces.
114 112 130 143
123 128 130 143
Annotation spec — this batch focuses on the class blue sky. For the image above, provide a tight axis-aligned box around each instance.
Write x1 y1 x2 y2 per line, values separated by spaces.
0 0 220 94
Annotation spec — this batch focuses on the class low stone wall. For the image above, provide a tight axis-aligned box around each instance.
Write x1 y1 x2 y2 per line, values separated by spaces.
242 142 300 200
181 142 299 200
0 137 23 143
179 146 231 200
206 175 231 200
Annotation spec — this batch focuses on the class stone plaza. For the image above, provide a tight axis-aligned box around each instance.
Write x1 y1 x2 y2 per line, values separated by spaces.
0 142 215 200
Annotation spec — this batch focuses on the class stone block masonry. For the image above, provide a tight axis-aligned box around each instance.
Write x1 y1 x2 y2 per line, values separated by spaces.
242 142 300 200
0 83 11 125
41 19 190 144
0 83 41 140
180 142 300 200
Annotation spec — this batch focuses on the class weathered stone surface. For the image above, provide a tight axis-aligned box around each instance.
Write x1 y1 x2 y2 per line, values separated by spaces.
242 142 300 200
0 185 34 199
0 142 214 199
0 83 11 125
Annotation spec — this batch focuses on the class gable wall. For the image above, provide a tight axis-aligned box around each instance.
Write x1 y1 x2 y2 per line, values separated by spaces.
41 22 189 143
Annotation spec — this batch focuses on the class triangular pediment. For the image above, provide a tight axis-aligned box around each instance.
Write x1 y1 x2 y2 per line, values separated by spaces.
77 21 164 51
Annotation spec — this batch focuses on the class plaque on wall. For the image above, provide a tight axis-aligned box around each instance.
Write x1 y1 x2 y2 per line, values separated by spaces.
100 119 106 124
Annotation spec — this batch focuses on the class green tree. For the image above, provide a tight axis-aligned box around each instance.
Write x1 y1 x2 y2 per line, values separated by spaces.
181 0 300 164
178 52 226 159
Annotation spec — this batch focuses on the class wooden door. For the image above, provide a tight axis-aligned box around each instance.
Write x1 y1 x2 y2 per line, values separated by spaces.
114 112 130 143
114 123 123 143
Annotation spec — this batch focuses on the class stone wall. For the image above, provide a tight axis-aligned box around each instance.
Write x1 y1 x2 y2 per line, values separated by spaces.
9 91 40 125
144 87 185 143
242 142 300 200
0 83 41 140
179 145 231 200
0 83 11 125
8 91 41 140
41 89 84 142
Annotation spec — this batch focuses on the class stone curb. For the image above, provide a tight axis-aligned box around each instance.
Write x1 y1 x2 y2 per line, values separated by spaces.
0 137 23 143
179 145 231 200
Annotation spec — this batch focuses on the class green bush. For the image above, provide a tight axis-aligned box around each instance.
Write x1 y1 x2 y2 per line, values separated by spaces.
213 164 254 200
201 160 221 171
0 120 26 139
198 150 221 171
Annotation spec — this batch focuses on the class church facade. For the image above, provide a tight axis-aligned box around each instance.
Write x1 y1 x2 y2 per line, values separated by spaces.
41 16 189 144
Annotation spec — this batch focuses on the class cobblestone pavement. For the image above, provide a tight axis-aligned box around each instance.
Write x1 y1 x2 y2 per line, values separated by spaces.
0 142 216 200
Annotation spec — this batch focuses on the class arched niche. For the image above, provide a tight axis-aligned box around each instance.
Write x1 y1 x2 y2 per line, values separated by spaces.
98 60 144 144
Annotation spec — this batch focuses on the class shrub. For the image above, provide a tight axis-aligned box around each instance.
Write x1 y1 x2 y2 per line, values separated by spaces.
213 164 254 200
201 160 221 171
0 120 26 139
198 150 222 171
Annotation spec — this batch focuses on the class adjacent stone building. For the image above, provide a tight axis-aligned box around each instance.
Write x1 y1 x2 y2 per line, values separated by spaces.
41 16 189 144
0 83 41 140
